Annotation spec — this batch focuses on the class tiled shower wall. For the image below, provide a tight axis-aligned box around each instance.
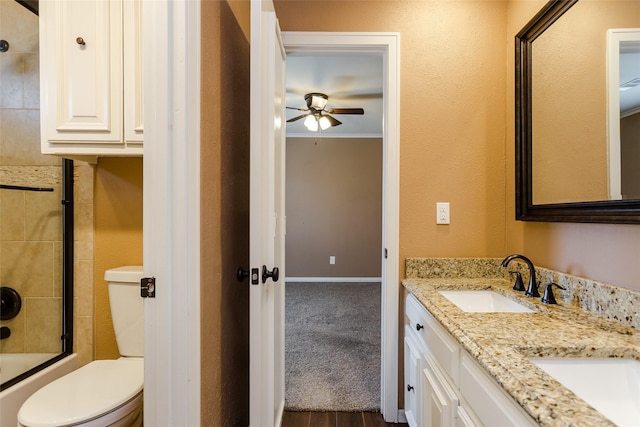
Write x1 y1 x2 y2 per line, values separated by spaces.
0 0 94 367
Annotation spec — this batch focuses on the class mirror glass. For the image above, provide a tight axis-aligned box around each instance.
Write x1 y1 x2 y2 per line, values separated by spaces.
531 1 640 204
516 0 640 222
610 30 640 201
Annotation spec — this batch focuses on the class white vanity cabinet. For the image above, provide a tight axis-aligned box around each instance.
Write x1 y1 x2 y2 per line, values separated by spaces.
404 293 537 427
404 293 429 427
39 0 143 156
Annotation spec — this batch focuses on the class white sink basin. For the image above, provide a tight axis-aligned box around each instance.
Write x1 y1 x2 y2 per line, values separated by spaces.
531 357 640 427
438 290 534 313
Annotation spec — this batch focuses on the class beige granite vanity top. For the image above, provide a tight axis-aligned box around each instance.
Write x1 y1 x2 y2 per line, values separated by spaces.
403 277 640 427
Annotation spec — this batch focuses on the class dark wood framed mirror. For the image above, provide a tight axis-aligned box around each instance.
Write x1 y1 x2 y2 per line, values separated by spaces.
515 0 640 223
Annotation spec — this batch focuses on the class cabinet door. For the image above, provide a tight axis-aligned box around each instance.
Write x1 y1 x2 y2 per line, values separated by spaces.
459 352 538 427
40 0 123 147
404 334 422 427
123 0 143 144
456 405 480 427
423 354 459 427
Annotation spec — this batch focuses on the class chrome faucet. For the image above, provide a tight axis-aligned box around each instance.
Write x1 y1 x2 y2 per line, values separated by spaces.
500 254 540 297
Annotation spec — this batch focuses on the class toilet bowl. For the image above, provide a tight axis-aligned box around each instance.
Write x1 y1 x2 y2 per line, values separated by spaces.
18 267 144 427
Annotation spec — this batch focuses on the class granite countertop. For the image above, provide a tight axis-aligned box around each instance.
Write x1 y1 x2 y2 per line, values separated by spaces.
402 277 640 427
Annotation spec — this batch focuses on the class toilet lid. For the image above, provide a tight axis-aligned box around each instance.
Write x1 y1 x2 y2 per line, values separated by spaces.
18 359 143 427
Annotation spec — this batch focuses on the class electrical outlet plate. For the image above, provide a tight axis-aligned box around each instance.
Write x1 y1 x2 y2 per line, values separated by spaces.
436 202 450 224
329 256 336 265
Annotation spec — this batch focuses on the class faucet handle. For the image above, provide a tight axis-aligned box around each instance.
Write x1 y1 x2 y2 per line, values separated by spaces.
509 271 526 292
541 282 566 304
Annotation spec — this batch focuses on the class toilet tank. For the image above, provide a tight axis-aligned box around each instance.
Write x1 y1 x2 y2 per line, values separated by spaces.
105 266 144 357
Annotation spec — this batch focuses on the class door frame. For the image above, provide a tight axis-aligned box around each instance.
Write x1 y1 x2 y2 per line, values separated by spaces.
282 31 401 422
143 0 201 425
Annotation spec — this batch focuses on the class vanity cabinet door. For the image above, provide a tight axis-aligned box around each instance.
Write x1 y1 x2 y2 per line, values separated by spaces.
423 353 458 427
455 405 480 427
459 352 537 427
404 332 423 427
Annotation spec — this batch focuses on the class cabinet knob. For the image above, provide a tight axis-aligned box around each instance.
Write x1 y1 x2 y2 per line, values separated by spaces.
416 323 424 331
76 37 86 46
407 384 414 392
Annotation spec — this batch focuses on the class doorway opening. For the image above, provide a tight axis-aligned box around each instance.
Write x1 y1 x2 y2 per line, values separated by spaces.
281 32 400 421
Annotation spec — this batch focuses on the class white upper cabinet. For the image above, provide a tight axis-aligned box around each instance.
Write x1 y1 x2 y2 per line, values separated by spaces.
40 0 143 156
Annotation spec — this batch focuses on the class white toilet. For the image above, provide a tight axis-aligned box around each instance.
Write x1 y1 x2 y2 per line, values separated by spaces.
18 266 145 427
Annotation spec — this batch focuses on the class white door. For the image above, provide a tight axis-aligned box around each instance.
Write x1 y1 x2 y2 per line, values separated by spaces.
249 1 286 426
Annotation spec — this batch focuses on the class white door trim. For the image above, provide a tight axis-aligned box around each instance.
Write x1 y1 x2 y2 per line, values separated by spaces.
143 1 201 425
281 31 401 422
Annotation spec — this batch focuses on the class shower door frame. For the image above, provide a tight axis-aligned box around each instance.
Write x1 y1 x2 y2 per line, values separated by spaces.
0 159 74 392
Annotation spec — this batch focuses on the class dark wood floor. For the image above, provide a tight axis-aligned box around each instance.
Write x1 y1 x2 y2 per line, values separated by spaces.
281 411 409 427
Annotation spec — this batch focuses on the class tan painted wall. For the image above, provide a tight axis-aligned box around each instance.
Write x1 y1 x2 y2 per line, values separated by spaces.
286 137 382 278
274 0 509 277
200 0 251 424
506 1 640 292
94 157 143 360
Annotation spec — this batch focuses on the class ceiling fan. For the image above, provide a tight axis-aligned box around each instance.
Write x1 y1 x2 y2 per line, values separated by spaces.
286 93 364 131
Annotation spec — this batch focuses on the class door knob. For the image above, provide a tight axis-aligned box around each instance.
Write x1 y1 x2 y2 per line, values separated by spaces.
237 267 250 282
262 265 279 283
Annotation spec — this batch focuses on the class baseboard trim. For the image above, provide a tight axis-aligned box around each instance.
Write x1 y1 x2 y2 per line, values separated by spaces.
397 410 407 423
285 277 382 283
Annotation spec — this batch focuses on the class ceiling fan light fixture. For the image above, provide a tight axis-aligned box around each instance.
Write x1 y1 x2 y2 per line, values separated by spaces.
303 115 319 131
305 93 328 110
318 115 332 130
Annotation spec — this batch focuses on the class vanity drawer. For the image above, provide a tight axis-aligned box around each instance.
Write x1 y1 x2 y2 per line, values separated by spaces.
405 294 429 349
406 293 459 383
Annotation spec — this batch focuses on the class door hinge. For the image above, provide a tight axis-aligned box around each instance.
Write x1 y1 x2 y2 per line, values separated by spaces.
141 277 156 298
384 248 388 259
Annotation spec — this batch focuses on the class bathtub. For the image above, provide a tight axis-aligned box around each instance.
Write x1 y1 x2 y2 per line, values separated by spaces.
0 353 77 427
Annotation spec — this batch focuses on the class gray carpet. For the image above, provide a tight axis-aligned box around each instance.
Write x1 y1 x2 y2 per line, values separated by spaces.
285 282 381 412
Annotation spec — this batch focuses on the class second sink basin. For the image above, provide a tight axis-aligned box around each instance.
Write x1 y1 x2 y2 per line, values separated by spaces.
438 290 534 313
530 357 640 427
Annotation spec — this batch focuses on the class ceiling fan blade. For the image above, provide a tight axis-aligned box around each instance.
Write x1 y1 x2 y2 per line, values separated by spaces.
326 108 364 115
286 114 308 123
330 91 382 100
324 114 342 127
286 106 308 112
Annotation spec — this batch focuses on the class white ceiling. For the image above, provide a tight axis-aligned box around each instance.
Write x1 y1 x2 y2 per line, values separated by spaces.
285 53 384 138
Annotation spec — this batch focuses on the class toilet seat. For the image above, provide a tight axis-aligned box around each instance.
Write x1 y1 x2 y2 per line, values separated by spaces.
18 359 143 427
